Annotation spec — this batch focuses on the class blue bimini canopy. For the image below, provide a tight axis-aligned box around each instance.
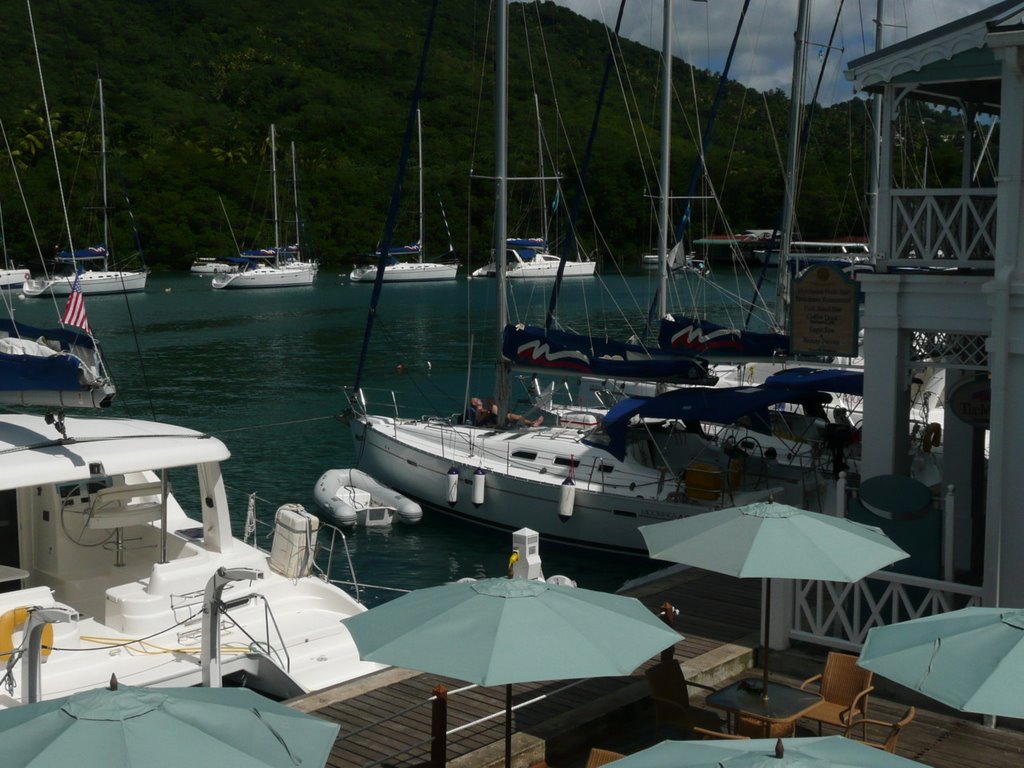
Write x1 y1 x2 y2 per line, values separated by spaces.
0 319 114 408
659 314 790 359
584 384 831 461
762 366 863 396
503 323 713 384
55 245 107 263
507 238 545 250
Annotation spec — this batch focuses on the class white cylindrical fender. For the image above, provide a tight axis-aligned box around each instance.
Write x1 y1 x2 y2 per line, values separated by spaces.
558 477 576 522
472 467 486 506
447 466 459 506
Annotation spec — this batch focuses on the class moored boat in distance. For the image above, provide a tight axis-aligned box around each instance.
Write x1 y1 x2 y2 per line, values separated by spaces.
22 247 148 297
211 248 317 289
471 238 596 278
189 256 236 275
212 127 318 290
349 111 459 284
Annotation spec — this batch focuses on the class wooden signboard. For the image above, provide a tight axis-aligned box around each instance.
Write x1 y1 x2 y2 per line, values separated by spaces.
788 264 860 357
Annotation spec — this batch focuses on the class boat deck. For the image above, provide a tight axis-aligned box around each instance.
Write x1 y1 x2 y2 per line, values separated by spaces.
289 567 1024 768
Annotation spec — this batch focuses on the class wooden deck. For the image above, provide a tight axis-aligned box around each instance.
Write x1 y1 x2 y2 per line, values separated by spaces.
289 567 1024 768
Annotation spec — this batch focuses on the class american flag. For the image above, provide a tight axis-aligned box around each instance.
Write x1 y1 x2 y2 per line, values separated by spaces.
61 272 90 333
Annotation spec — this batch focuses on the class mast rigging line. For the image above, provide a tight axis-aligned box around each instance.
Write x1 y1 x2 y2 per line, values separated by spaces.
351 0 441 396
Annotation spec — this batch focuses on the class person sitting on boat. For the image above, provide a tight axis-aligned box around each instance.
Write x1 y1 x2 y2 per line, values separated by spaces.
468 397 543 428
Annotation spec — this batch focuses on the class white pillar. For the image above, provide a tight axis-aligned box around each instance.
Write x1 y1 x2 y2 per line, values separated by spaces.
859 277 912 478
197 461 233 554
984 34 1024 607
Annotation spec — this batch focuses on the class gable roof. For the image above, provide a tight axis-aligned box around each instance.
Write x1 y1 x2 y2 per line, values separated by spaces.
846 1 1024 111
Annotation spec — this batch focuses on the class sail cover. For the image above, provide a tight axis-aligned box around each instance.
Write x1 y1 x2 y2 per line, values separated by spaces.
55 245 107 263
584 382 835 461
0 319 115 408
659 314 790 359
503 323 713 383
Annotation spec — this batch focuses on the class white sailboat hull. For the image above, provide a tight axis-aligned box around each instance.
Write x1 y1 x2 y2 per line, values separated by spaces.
471 257 596 279
23 270 148 297
0 268 31 289
351 413 814 554
212 263 317 289
349 261 458 282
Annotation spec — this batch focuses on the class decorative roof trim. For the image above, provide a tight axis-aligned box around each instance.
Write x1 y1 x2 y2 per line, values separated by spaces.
847 1 1024 89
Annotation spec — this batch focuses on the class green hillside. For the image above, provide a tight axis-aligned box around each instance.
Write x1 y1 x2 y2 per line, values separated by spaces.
0 1 956 272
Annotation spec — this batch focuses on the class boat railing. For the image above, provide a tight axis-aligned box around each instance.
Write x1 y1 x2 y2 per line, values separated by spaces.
240 490 365 603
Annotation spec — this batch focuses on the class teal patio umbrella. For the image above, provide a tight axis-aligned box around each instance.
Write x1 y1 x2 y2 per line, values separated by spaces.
0 683 339 768
343 577 682 768
640 500 908 695
858 606 1024 718
602 735 926 768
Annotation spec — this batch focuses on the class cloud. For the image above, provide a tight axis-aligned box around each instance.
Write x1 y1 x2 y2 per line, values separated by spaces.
550 0 992 105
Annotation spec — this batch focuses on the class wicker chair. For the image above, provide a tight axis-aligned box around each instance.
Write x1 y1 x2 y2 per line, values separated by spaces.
585 748 625 768
734 714 796 738
799 652 874 736
692 726 750 740
644 660 728 736
844 707 916 753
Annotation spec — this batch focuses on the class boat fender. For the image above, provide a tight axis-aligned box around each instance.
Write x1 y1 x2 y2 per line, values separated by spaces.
0 607 53 664
472 467 487 506
922 422 942 452
447 466 459 506
558 477 576 522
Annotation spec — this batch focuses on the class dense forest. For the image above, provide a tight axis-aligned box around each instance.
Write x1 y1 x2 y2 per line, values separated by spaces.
0 0 966 272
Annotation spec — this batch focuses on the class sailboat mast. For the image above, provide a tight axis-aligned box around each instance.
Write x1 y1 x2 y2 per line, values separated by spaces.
99 78 109 270
270 124 281 262
656 0 672 320
494 0 510 419
291 141 301 256
417 108 425 263
775 0 812 327
535 93 548 245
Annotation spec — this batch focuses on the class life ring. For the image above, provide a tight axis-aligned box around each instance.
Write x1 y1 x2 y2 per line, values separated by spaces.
0 607 54 664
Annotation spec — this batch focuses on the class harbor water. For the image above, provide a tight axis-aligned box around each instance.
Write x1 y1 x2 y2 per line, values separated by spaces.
4 266 779 604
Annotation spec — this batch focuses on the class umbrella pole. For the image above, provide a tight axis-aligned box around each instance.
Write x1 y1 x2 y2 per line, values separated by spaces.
505 684 513 768
762 578 770 700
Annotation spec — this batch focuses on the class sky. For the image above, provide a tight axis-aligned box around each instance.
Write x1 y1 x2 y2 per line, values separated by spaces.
552 0 993 105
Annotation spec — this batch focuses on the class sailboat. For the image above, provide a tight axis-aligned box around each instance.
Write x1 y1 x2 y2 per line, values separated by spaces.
470 97 595 279
0 201 31 290
346 0 835 555
212 126 318 289
23 80 148 298
349 110 458 283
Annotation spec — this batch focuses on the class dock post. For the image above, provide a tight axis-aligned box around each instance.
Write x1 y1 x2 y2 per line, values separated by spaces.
658 602 678 661
431 684 448 767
